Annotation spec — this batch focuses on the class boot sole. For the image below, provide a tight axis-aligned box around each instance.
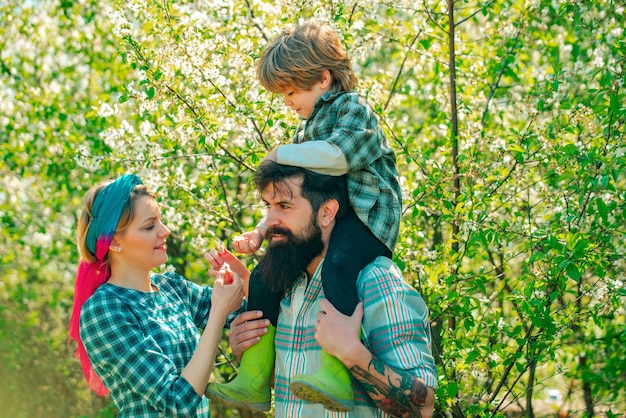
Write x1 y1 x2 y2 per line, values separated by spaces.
206 389 271 414
290 381 354 412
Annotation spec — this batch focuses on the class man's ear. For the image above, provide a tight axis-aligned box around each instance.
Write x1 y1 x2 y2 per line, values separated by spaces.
319 198 339 228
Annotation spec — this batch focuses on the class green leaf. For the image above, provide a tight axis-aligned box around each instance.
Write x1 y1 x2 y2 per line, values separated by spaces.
447 381 458 398
566 263 581 281
466 349 480 363
596 197 608 221
529 251 545 263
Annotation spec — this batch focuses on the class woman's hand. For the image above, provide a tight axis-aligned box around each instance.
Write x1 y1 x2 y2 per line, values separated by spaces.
211 266 245 317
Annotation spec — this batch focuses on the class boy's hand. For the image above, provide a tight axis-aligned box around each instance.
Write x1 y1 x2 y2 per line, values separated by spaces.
232 228 265 254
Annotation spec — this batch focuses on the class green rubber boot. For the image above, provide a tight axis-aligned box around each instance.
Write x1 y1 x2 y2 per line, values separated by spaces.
289 349 354 412
206 325 275 412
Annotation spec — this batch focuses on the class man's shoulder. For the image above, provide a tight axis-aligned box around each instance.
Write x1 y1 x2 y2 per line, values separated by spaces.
364 254 398 268
356 255 423 299
358 256 402 281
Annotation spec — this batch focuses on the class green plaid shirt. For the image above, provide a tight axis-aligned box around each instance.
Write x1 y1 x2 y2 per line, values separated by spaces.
80 272 219 417
293 91 402 251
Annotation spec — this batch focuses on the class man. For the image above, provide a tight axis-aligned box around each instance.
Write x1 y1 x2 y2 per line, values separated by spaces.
226 161 437 417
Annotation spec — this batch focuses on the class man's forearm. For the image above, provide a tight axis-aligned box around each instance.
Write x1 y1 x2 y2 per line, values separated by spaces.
350 356 434 418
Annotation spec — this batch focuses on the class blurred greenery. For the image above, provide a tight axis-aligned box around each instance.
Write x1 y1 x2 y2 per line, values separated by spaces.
1 0 624 416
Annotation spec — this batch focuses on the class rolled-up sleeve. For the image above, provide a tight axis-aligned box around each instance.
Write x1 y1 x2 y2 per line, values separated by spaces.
358 257 438 389
277 141 349 175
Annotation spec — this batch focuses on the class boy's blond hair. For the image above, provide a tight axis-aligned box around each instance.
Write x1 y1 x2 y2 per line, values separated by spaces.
257 22 357 93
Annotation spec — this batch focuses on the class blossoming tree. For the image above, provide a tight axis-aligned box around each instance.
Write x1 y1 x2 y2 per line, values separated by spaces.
1 0 624 416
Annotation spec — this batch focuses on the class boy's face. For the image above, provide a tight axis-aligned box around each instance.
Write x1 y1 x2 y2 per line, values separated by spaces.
280 73 332 119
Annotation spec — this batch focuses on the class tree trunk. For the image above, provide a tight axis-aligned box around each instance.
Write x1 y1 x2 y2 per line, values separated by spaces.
579 354 595 417
525 358 536 418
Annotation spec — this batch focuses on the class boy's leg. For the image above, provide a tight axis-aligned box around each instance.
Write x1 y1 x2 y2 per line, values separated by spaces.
246 265 282 326
205 265 281 412
322 208 392 315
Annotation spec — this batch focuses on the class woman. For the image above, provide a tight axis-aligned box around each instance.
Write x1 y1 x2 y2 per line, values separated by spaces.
68 174 245 416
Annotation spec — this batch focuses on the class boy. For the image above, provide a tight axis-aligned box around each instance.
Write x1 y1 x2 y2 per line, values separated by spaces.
206 21 402 413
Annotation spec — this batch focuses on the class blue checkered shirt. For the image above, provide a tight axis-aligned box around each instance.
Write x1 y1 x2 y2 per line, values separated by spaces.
80 271 218 417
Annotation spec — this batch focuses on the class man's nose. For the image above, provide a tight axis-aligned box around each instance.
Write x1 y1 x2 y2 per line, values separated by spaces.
264 209 280 228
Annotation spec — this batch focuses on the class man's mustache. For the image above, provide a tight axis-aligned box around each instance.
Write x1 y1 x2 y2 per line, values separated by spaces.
266 227 292 239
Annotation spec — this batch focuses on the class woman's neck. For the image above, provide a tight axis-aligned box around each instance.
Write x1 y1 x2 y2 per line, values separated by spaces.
108 264 154 292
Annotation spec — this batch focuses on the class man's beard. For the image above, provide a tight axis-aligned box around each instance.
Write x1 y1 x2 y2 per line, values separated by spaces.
256 219 324 294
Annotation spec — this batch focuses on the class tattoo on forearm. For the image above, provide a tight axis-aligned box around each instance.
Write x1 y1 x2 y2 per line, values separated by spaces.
350 357 429 418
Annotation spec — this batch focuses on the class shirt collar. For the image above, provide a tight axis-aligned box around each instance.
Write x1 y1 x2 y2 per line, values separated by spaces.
304 90 344 121
318 90 343 104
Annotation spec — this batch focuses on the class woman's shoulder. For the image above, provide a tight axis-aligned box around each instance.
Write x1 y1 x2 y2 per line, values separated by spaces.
84 283 122 305
80 284 130 325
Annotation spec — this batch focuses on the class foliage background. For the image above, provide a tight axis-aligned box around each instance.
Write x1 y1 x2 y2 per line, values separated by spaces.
1 0 624 417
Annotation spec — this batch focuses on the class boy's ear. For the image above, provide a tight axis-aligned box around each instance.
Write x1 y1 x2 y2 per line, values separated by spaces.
320 69 332 88
318 198 339 228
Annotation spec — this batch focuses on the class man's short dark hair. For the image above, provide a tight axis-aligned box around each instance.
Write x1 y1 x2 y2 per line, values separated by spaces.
254 160 349 219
